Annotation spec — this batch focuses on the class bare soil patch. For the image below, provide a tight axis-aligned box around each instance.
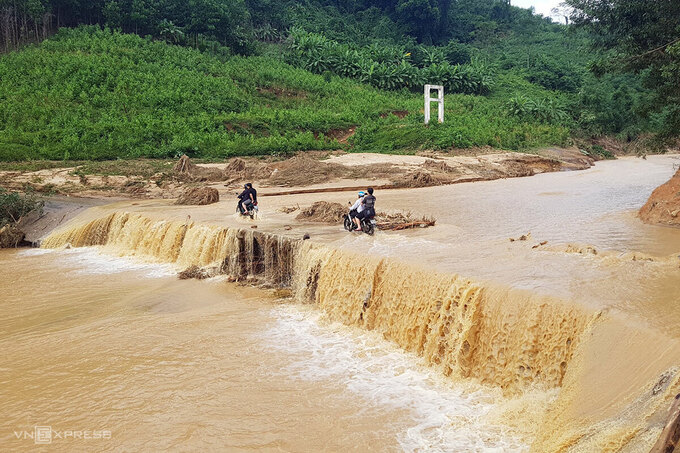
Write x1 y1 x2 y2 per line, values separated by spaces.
639 169 680 227
325 127 356 144
269 155 349 186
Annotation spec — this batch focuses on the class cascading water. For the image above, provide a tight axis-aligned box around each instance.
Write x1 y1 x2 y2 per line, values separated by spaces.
40 210 680 451
42 212 593 390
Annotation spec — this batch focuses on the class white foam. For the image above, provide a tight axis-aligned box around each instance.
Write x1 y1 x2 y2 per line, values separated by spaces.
262 305 528 452
232 210 263 222
17 248 54 256
19 247 175 278
369 235 441 257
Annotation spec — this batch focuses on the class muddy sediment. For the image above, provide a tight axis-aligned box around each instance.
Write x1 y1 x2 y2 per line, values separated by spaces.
29 155 680 451
640 168 680 227
0 149 593 199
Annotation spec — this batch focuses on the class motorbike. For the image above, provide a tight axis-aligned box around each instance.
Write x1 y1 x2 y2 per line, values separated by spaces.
237 200 257 219
343 211 376 235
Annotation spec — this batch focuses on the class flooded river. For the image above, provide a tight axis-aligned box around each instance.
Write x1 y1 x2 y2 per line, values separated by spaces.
330 156 680 319
0 248 531 452
2 155 680 451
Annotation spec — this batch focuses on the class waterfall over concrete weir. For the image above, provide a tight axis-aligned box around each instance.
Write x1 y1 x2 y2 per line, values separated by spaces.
42 210 680 451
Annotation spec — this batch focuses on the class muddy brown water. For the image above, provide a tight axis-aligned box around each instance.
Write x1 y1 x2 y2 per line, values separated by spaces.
323 156 680 335
0 249 530 452
2 155 680 452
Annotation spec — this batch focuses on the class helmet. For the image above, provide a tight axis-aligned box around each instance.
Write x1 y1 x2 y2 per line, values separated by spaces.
358 191 365 197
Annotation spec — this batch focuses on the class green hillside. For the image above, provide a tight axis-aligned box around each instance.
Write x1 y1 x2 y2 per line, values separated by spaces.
0 27 570 161
0 0 674 161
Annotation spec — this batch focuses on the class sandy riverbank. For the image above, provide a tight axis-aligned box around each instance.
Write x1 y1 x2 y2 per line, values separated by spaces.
0 148 594 201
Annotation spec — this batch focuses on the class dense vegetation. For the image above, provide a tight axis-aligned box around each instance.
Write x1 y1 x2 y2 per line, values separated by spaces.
0 27 573 160
566 0 680 141
288 28 492 94
0 0 559 51
0 0 676 161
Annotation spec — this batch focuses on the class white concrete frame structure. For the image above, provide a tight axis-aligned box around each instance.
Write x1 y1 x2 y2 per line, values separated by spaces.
424 84 444 124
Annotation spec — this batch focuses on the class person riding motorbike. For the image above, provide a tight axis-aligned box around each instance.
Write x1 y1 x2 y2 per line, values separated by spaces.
354 187 375 231
237 183 257 215
348 191 365 229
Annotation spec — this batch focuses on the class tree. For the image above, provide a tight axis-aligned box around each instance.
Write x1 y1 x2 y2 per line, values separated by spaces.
566 0 680 139
395 0 441 43
158 19 183 43
550 2 572 25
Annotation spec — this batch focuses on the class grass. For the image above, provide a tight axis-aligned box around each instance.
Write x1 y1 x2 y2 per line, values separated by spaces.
0 160 89 172
0 159 176 177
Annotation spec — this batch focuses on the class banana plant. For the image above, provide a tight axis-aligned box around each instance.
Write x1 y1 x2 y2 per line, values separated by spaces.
421 46 446 67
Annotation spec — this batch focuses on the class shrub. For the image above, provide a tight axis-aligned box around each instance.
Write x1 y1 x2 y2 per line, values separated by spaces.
0 188 44 226
524 56 583 93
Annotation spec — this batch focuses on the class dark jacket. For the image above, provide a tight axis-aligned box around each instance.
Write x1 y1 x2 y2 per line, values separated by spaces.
362 194 375 212
238 188 257 203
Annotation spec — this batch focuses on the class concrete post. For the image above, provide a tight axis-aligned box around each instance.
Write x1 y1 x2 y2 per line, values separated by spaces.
424 84 444 124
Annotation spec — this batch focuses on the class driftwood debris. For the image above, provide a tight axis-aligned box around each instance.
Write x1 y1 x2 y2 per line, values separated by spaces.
650 394 680 453
376 212 436 231
509 232 531 242
173 154 196 173
278 205 300 214
0 224 26 248
295 201 346 223
175 187 219 205
377 219 436 231
178 265 211 280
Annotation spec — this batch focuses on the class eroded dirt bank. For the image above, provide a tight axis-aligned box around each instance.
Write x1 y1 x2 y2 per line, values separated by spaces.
0 148 593 200
0 195 117 248
640 168 680 227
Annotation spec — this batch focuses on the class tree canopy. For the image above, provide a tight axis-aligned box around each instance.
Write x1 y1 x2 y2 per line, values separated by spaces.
1 0 561 52
566 0 680 140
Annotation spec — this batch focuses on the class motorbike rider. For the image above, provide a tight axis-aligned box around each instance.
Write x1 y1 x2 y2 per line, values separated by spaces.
354 187 375 230
348 191 366 228
237 183 257 214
